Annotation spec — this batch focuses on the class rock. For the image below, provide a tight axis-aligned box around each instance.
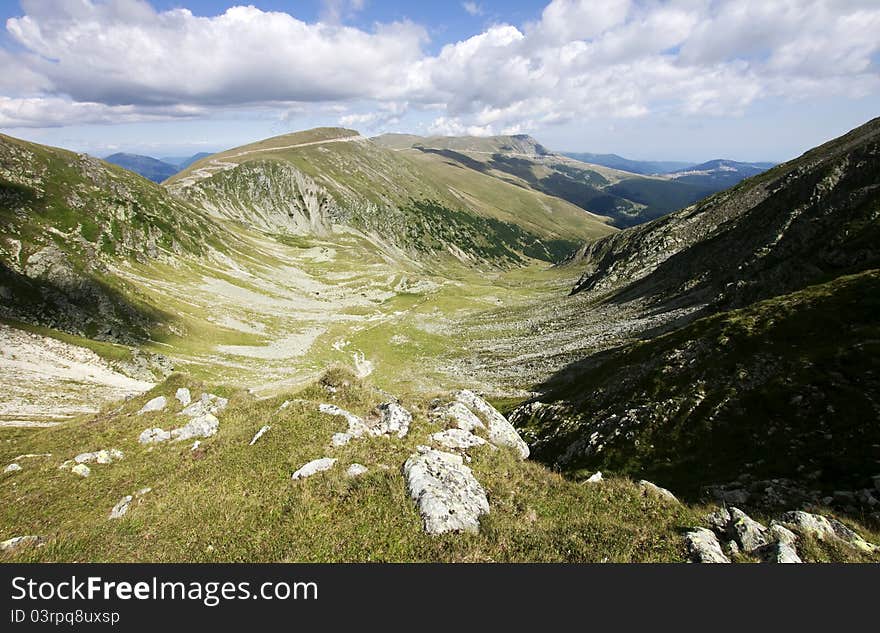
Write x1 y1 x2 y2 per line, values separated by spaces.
175 388 192 406
170 414 219 441
403 447 490 535
74 449 123 465
770 522 798 548
728 507 770 552
138 427 171 444
766 541 802 563
71 464 91 477
374 402 412 438
137 396 167 415
249 425 271 446
191 440 201 451
346 463 368 478
180 393 228 417
292 457 337 480
430 428 488 451
585 471 603 483
639 480 678 503
330 433 352 447
431 401 486 433
137 487 152 496
684 528 731 563
109 495 133 519
1 535 43 552
454 390 529 459
4 463 22 473
319 404 370 446
780 510 877 553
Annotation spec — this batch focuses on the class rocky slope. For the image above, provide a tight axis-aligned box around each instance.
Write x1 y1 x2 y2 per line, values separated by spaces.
509 118 880 520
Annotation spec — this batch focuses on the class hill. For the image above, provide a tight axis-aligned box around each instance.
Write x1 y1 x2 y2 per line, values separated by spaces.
666 159 775 190
562 152 694 175
103 153 178 183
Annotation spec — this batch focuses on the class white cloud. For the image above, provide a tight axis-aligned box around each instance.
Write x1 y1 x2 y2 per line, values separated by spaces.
462 2 484 17
1 0 879 134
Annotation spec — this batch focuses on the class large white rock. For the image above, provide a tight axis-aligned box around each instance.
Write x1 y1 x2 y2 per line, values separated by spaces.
138 427 171 444
109 495 133 519
71 464 91 477
175 388 192 406
431 401 486 433
781 511 876 553
404 447 490 535
170 414 219 442
319 404 370 446
430 428 487 451
374 402 412 438
292 457 337 480
4 463 22 473
454 390 529 459
137 396 167 415
249 425 271 446
74 449 123 465
684 528 731 563
1 535 43 552
179 393 228 418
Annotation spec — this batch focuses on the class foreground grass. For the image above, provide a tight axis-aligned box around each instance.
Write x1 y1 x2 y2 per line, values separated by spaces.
0 371 709 562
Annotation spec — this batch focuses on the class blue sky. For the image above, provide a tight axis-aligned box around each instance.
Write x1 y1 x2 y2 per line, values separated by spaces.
1 1 878 162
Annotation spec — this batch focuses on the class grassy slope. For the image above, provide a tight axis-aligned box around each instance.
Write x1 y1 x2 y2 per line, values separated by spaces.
518 270 880 503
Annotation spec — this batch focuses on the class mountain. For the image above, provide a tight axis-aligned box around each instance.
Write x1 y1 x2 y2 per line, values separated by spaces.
169 127 615 264
159 152 214 170
666 159 776 189
509 117 880 512
562 152 694 176
103 153 179 183
375 133 722 228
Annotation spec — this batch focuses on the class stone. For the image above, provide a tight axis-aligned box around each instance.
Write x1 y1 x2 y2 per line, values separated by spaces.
728 507 770 552
109 495 133 519
374 402 412 438
191 441 201 451
180 393 228 418
249 425 271 446
430 428 488 451
780 510 877 553
4 463 22 473
684 528 730 563
175 388 192 406
431 401 486 433
292 457 337 480
454 390 529 459
71 464 91 477
170 414 219 442
74 449 123 465
403 447 490 535
137 396 167 415
331 433 352 447
585 471 603 483
138 427 171 444
0 535 43 552
767 541 802 563
770 522 799 548
639 480 679 503
346 463 368 478
319 404 370 446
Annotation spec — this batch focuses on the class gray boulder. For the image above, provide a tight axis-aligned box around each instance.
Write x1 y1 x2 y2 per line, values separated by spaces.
431 401 486 433
639 480 679 503
175 388 192 406
71 464 90 477
138 427 171 444
430 428 487 451
374 402 412 438
404 447 490 535
137 396 167 415
454 390 529 459
684 528 730 563
170 414 219 441
780 511 877 553
292 457 337 480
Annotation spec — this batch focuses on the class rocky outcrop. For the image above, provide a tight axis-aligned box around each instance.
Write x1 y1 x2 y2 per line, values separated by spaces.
780 511 877 553
453 390 529 459
684 528 730 563
430 428 487 451
292 457 337 480
74 449 124 465
138 413 219 445
403 446 490 535
373 402 412 439
137 396 167 415
320 402 413 446
180 393 228 417
639 480 678 504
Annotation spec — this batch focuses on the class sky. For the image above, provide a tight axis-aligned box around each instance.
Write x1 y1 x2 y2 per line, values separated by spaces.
0 0 878 162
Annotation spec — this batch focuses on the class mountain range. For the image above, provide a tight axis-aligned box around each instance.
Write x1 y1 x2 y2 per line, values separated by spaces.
1 118 877 563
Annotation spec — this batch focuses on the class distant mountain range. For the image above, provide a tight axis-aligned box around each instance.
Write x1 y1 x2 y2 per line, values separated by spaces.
103 152 214 183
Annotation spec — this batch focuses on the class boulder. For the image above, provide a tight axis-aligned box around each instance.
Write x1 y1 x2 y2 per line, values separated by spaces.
430 428 487 451
639 480 679 503
728 507 770 552
374 402 412 438
431 401 486 433
137 396 167 415
292 457 337 480
74 449 123 465
180 393 228 418
4 463 22 473
780 511 877 553
71 464 91 477
0 535 43 552
403 447 490 535
346 463 368 478
109 495 133 519
454 390 529 459
319 404 370 446
170 414 219 441
175 388 192 406
684 528 730 563
249 425 271 446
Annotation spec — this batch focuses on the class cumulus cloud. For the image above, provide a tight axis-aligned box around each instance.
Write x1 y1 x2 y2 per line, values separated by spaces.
1 0 879 133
